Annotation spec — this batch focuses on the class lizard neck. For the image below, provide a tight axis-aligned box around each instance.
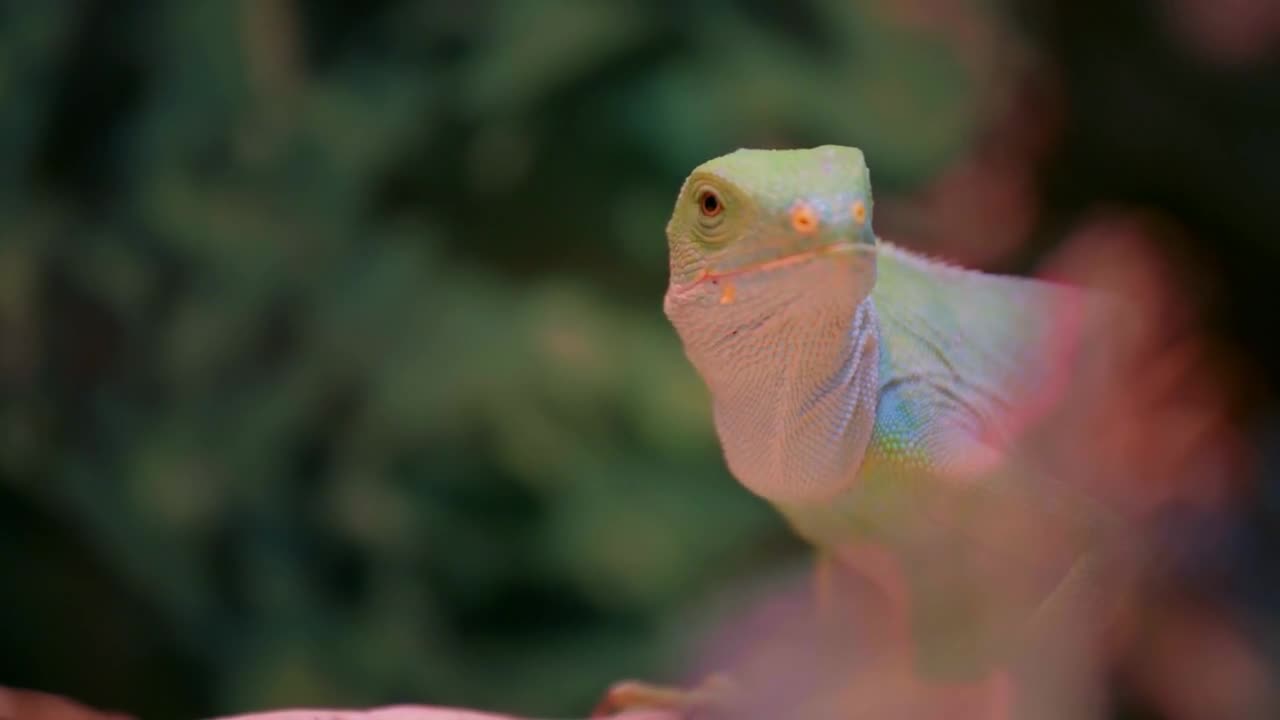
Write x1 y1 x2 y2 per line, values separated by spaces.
667 286 881 504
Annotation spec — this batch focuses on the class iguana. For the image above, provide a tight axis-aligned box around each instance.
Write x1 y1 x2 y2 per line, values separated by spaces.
596 146 1131 719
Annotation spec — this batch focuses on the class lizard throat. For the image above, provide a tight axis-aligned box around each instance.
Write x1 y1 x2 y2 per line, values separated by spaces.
666 278 881 505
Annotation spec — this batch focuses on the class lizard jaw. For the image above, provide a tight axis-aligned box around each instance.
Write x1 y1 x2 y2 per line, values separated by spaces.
692 241 874 285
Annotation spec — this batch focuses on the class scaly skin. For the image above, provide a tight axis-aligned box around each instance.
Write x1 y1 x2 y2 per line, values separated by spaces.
599 146 1122 719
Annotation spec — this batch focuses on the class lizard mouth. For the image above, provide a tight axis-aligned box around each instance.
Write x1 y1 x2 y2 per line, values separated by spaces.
693 241 873 284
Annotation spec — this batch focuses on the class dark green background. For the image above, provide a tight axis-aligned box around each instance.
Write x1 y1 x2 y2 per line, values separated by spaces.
2 1 1278 718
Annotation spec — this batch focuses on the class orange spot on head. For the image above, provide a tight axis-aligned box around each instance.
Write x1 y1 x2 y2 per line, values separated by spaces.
852 200 867 224
790 202 819 234
719 282 736 305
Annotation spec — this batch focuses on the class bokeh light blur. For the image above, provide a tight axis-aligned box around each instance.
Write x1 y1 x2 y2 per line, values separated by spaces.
1 2 1278 718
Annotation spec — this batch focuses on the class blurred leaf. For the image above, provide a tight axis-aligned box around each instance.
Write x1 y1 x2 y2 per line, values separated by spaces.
0 1 1027 716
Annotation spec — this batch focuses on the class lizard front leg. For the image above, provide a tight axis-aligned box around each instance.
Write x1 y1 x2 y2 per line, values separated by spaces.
591 673 739 719
590 549 901 719
815 547 1014 720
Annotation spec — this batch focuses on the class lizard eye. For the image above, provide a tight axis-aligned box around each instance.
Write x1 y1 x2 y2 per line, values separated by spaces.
698 190 723 217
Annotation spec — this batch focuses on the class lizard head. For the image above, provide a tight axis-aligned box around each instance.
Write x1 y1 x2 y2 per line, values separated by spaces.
662 146 882 505
663 145 878 316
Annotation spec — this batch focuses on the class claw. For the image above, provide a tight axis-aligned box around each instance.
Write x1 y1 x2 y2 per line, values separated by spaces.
591 673 737 719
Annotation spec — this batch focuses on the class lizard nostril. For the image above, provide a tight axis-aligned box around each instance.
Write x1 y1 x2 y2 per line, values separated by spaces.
851 200 867 224
790 202 819 234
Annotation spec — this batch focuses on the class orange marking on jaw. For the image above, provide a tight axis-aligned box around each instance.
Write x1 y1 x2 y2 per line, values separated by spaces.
790 202 819 234
718 282 736 304
694 242 867 285
852 200 867 224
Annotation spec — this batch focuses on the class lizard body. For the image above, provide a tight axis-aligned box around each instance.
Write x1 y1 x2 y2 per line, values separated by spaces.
651 146 1123 712
593 147 1126 717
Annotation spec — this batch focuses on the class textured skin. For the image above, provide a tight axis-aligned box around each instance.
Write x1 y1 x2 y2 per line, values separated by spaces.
665 146 880 503
664 146 1114 682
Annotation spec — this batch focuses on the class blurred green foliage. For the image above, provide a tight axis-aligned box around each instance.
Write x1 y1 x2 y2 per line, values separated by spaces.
0 1 996 716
